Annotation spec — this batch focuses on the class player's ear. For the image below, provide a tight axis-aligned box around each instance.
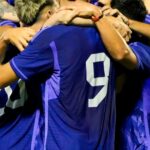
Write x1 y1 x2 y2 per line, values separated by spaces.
46 10 52 19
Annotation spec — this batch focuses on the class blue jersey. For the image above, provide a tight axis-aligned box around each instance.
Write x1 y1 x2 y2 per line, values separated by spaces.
131 42 150 74
7 0 14 5
0 21 27 118
119 42 150 150
10 25 116 150
0 18 40 150
144 14 150 24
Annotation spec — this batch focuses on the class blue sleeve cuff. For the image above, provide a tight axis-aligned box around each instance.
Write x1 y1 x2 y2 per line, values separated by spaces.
129 42 150 73
10 58 28 81
130 44 141 70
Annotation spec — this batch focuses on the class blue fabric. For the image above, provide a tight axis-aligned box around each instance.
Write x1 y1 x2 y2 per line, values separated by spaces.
7 0 14 5
130 42 150 74
10 25 116 150
0 16 40 150
144 14 150 24
118 42 150 150
0 20 26 118
0 20 17 27
119 79 150 150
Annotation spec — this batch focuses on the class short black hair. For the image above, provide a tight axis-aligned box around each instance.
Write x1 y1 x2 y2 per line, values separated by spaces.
112 0 147 21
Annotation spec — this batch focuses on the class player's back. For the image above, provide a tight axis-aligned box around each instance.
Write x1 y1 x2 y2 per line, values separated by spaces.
40 25 116 150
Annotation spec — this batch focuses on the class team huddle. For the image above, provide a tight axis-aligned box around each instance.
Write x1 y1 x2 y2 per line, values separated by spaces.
0 0 150 149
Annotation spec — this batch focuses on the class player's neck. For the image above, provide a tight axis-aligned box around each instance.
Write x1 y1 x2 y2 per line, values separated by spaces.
30 20 45 32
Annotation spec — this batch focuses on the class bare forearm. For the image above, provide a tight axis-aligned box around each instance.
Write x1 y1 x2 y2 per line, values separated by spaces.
95 17 129 60
0 0 19 22
0 41 7 63
95 17 137 69
71 17 94 26
129 19 150 38
0 26 13 63
0 63 18 88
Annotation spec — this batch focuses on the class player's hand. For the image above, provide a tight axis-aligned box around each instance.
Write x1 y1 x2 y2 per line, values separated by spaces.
101 6 129 25
59 1 102 19
105 16 132 42
43 1 102 28
1 27 35 51
43 9 79 28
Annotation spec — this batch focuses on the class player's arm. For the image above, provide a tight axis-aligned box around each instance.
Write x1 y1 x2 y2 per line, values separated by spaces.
0 47 53 88
0 29 54 88
0 27 36 51
128 19 150 38
0 0 19 22
43 1 99 28
43 9 94 28
0 25 13 63
101 6 150 39
48 2 131 42
0 63 18 88
95 16 137 70
0 26 35 63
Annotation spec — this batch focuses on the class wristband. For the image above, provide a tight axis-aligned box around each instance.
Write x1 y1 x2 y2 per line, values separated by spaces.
91 16 100 22
91 15 103 22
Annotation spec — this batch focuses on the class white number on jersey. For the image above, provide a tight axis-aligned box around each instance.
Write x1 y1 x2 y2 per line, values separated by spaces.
0 79 28 116
86 53 110 107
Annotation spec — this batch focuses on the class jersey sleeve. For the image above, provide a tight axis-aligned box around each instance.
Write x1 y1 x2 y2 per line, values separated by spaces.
130 42 150 73
0 20 17 27
8 25 77 81
9 34 54 81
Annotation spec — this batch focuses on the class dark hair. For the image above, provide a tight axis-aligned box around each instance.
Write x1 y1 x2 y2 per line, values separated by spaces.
112 0 147 21
112 0 149 47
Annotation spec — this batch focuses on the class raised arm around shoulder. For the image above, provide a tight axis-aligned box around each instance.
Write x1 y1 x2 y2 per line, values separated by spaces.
129 19 150 39
0 26 13 63
95 17 137 70
0 63 18 88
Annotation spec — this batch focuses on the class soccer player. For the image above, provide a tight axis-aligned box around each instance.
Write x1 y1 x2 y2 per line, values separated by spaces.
97 0 150 149
0 0 37 120
0 0 147 149
43 1 150 149
0 0 117 149
114 1 150 149
68 0 150 149
0 0 79 121
0 1 43 149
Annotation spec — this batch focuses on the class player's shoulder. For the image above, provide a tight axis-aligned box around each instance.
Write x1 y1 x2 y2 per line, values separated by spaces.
129 42 150 51
0 20 17 27
31 25 98 48
130 42 150 71
38 25 96 40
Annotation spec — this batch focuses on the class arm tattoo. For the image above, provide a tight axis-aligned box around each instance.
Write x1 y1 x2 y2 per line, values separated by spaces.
0 0 17 19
